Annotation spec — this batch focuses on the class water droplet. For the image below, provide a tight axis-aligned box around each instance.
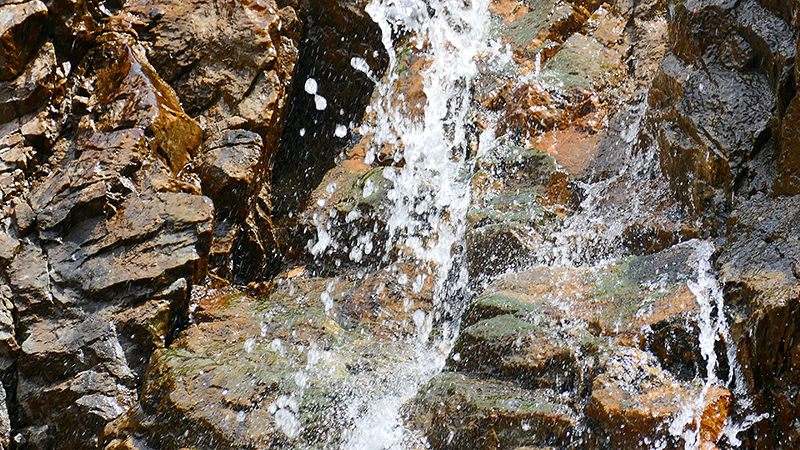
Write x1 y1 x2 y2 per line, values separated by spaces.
304 78 318 95
314 94 328 111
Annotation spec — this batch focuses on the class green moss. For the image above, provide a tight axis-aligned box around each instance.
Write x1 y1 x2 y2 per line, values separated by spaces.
540 34 621 90
462 293 542 327
491 2 560 50
418 372 569 416
461 314 541 341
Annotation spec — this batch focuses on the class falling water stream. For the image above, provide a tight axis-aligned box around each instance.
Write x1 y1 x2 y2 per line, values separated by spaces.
300 0 764 448
338 0 493 447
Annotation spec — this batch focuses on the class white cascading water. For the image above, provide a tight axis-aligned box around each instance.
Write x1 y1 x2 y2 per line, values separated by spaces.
669 240 768 449
360 0 492 304
336 0 497 448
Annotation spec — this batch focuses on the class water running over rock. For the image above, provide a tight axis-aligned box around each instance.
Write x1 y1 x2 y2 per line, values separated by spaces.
1 0 799 448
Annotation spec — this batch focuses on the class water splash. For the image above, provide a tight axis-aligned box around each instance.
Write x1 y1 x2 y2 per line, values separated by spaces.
362 0 494 304
669 239 767 449
331 0 497 447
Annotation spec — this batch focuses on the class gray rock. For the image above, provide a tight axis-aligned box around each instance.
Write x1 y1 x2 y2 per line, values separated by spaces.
45 192 213 301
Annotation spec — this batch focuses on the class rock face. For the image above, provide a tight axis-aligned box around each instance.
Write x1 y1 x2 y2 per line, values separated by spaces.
0 0 799 448
408 242 726 450
3 29 215 449
0 0 303 447
717 194 800 449
647 0 798 224
643 2 800 447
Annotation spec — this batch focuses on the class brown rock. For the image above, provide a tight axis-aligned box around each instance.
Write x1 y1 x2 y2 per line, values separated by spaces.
17 312 139 450
86 31 203 173
407 372 577 450
124 0 299 149
0 40 56 124
700 387 732 442
496 82 563 139
0 280 16 366
448 314 577 390
4 239 51 327
197 129 264 216
0 0 47 81
587 348 693 450
777 93 800 195
43 192 213 300
194 125 280 281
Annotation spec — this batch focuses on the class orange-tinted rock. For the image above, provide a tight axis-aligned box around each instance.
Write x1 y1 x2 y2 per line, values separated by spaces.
700 387 732 442
535 123 603 177
496 82 563 138
587 348 692 450
342 260 436 338
125 0 299 148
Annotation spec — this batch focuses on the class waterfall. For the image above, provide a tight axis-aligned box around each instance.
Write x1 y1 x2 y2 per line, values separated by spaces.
669 240 769 449
335 0 496 447
304 1 769 448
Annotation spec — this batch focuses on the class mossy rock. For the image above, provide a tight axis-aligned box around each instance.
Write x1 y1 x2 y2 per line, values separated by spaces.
540 34 621 90
461 292 544 327
492 1 588 52
407 372 577 450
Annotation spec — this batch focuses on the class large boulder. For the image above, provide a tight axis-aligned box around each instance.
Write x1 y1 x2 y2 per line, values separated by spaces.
648 0 797 223
409 240 732 450
121 263 436 450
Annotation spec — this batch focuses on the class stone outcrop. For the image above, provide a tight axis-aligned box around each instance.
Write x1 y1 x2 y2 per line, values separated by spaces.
2 29 215 449
409 241 728 450
717 194 800 449
0 0 304 447
647 0 798 224
117 263 435 450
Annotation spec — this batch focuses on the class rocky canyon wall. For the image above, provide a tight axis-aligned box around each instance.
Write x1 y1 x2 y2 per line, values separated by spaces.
0 0 799 449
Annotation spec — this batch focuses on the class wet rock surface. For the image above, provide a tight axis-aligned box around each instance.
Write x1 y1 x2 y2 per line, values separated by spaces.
647 0 798 225
409 241 722 449
270 0 388 227
127 265 435 450
0 0 798 448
